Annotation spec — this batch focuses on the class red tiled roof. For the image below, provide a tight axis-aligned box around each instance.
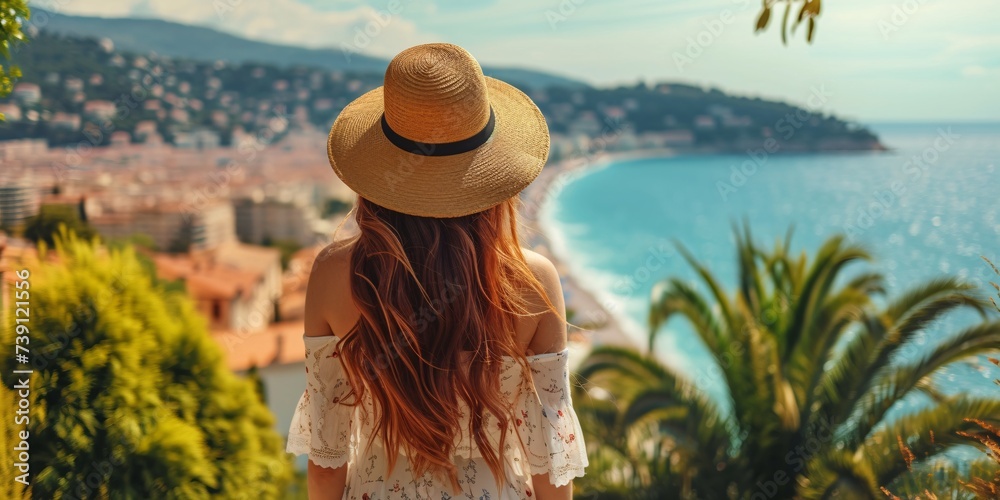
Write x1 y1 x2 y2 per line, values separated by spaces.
214 242 280 276
1 243 40 279
212 320 306 371
152 247 267 300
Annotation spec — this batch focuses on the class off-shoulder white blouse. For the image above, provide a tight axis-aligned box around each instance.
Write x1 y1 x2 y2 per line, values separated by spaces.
286 335 588 499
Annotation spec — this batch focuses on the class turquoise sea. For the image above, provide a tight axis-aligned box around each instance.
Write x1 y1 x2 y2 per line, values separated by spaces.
540 123 1000 408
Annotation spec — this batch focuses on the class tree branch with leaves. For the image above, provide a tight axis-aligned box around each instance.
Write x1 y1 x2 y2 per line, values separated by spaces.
755 0 823 44
0 0 29 110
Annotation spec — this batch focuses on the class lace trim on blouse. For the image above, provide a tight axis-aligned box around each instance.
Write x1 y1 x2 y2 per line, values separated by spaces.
286 335 588 487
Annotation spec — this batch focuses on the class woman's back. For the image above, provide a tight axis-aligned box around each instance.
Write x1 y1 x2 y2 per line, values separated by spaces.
287 42 587 499
290 237 587 499
302 237 569 362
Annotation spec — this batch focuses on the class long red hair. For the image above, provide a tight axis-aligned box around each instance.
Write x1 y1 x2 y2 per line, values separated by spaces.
337 195 553 490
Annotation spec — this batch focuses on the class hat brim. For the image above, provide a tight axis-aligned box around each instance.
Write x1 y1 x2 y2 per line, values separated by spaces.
327 77 549 218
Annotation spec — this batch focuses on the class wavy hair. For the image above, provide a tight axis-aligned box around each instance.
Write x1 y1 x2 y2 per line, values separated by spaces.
336 195 554 491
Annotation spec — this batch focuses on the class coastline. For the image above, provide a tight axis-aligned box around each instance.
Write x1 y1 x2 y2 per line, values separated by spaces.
520 149 678 352
519 143 889 354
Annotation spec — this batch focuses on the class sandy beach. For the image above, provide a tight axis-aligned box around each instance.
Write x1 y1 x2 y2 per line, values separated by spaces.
520 148 678 352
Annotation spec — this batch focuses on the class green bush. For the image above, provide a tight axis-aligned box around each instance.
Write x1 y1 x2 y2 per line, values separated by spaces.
1 230 292 498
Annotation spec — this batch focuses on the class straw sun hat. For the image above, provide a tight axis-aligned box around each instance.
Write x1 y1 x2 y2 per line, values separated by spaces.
327 43 550 218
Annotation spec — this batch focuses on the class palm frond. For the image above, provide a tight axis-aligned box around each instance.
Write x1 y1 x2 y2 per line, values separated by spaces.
885 454 1000 498
578 345 686 387
784 236 871 360
885 277 983 324
847 321 1000 447
798 450 882 499
846 271 887 296
735 222 766 318
811 313 886 429
789 284 872 415
983 256 1000 314
649 278 724 354
815 280 986 428
577 227 1000 499
576 345 736 498
868 281 988 385
622 387 731 459
859 396 1000 484
673 241 738 343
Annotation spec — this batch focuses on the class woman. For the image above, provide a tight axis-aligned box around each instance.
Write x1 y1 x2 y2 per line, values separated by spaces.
287 43 588 499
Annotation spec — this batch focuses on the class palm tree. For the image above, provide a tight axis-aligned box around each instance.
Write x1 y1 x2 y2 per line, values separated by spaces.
574 226 1000 498
954 259 1000 498
956 360 1000 498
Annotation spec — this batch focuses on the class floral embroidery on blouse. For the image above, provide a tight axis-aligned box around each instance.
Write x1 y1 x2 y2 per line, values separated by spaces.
287 335 588 499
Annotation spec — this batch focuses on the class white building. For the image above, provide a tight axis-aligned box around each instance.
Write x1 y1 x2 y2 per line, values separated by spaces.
11 83 40 106
0 139 48 161
191 202 237 250
0 180 40 230
91 201 236 253
234 197 317 247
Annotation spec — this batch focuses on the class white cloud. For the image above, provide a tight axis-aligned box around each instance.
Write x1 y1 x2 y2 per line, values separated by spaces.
201 0 435 55
34 0 436 56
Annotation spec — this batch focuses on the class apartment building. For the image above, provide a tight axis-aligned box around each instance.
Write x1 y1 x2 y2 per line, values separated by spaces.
233 197 316 247
0 180 40 230
91 202 235 252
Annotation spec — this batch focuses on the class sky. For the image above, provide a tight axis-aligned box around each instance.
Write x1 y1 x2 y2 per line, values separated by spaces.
29 0 1000 122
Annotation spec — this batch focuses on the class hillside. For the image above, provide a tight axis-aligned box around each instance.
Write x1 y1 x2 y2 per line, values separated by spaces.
0 32 883 153
28 8 589 91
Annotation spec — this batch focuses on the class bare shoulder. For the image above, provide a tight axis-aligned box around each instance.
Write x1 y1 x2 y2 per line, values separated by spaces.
305 234 359 337
520 247 567 354
521 247 560 291
312 234 357 275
